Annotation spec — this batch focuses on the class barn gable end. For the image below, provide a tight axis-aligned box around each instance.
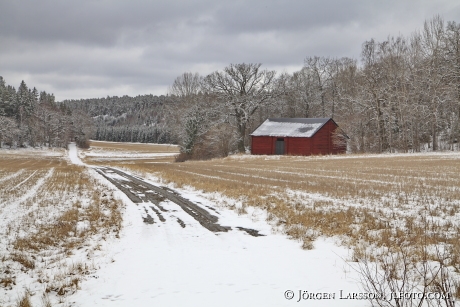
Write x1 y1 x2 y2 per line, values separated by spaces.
250 118 346 156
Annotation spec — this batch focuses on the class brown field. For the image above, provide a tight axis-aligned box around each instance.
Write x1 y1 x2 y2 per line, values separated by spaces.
95 145 460 269
88 140 179 153
0 149 123 303
81 140 179 165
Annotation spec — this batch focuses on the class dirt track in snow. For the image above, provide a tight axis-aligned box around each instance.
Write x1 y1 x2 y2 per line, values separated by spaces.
96 167 264 236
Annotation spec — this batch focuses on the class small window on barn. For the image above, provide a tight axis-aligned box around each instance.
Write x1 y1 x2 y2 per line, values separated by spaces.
277 138 284 141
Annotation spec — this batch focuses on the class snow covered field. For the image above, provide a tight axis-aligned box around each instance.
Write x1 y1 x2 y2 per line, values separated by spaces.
69 145 366 307
80 141 179 165
92 142 460 306
3 142 460 306
70 179 364 307
0 146 123 307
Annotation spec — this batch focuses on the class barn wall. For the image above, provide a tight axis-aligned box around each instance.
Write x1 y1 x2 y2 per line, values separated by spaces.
286 137 311 155
311 120 345 155
251 136 273 155
310 120 332 155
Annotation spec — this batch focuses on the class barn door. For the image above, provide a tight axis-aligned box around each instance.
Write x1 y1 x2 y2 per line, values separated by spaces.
275 138 285 155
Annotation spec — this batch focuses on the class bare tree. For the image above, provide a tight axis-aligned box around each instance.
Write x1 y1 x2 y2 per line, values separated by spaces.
203 63 277 152
420 16 448 151
288 68 316 117
360 39 394 153
304 56 332 118
169 72 203 99
444 21 460 150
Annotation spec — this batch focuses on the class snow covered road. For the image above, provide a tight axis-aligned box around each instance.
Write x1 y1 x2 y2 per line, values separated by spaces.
68 142 85 165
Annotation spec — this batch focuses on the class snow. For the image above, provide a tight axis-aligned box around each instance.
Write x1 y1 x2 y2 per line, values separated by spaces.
0 168 54 229
69 171 366 307
227 150 460 161
61 144 367 307
2 142 457 306
0 169 25 184
250 118 328 137
79 142 178 160
83 152 178 158
0 147 64 156
68 142 85 165
0 148 130 307
76 220 91 234
13 169 38 189
103 171 132 182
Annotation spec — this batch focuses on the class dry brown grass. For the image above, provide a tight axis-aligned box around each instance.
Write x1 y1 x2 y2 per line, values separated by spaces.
0 148 123 304
98 151 460 265
80 140 179 166
16 292 32 307
84 156 177 166
88 140 179 153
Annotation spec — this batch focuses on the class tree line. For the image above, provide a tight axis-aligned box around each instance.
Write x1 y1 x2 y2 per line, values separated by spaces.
0 77 93 148
62 95 173 144
167 16 460 159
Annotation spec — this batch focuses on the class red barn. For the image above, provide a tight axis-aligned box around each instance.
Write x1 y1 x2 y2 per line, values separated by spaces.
250 118 346 156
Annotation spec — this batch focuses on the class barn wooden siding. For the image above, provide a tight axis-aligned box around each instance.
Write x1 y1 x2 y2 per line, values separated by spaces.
251 119 346 156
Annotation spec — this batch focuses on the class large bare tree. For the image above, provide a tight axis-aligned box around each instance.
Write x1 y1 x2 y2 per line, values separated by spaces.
168 72 203 99
204 63 277 152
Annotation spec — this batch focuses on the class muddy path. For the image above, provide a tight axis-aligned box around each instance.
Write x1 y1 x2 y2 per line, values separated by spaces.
96 167 264 236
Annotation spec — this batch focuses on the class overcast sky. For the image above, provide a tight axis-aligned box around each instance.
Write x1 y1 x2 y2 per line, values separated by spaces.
1 0 459 101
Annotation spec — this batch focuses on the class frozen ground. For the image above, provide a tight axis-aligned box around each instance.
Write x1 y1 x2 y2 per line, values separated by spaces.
0 146 123 307
228 150 460 161
6 143 458 306
67 145 367 307
80 140 179 161
68 142 85 165
82 152 178 159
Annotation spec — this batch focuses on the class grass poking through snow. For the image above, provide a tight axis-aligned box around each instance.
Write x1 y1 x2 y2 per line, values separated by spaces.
0 148 124 307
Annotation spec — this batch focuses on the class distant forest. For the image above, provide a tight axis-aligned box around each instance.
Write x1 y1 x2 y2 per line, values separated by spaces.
0 77 92 148
62 95 174 144
2 16 460 158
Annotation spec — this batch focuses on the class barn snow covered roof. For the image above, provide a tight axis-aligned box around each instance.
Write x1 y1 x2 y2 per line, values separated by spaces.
250 118 332 137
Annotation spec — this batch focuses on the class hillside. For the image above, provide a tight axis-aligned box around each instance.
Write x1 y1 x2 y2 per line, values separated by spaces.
61 95 175 144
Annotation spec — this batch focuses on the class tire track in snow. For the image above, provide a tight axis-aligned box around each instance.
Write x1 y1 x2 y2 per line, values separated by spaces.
96 167 231 232
95 167 265 236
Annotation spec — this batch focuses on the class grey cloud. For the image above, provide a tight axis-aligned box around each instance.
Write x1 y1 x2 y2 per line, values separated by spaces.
0 0 215 46
1 0 459 100
1 0 442 46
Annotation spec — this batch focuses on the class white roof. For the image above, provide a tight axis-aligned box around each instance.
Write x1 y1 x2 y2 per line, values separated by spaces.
250 118 331 137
